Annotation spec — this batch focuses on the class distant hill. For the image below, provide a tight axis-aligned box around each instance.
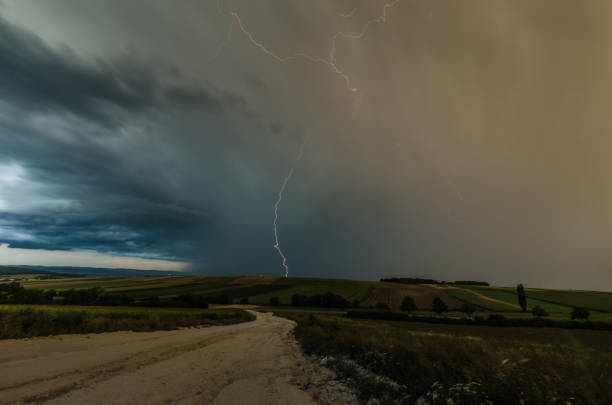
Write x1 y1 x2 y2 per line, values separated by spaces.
12 265 186 277
0 265 74 278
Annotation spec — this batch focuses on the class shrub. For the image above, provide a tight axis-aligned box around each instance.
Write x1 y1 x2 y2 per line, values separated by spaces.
432 298 448 315
376 303 390 310
291 293 308 307
571 307 590 320
532 305 548 317
269 297 280 306
460 302 477 316
400 296 416 311
290 292 351 309
173 293 209 308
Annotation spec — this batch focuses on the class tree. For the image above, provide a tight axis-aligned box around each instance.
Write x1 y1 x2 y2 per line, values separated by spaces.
432 297 448 315
290 293 307 307
516 284 527 311
531 305 548 317
43 289 57 302
571 307 590 320
269 297 280 306
400 296 416 311
460 303 477 317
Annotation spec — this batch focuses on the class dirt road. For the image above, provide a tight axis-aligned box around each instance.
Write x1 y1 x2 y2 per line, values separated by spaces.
0 312 351 405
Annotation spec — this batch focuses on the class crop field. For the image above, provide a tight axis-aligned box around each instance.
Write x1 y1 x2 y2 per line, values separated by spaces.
0 304 254 339
360 283 462 310
443 286 519 311
284 313 612 404
457 285 575 313
247 277 373 305
12 276 612 319
522 288 612 312
19 276 373 305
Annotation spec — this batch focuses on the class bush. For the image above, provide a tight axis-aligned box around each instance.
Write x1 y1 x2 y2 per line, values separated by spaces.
173 293 209 308
460 302 477 316
291 293 308 307
571 307 590 320
400 296 416 311
290 292 351 309
0 307 254 339
345 310 612 331
376 303 390 310
532 305 548 317
269 297 280 306
432 298 448 315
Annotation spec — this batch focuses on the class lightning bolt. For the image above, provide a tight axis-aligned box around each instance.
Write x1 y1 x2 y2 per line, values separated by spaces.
214 0 402 276
339 8 357 19
217 0 401 94
273 139 307 278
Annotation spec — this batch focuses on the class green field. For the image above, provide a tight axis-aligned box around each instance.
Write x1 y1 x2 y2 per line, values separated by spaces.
9 276 612 320
458 285 575 313
0 305 254 339
523 288 612 312
247 277 373 305
283 312 612 404
20 276 373 305
444 287 518 311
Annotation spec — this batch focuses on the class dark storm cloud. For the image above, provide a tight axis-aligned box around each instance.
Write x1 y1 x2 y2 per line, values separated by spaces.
0 206 207 260
2 0 612 290
0 15 241 128
0 13 258 263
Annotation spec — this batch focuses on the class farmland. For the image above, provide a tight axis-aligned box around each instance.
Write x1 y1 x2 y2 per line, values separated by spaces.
283 312 612 404
9 276 612 318
2 274 612 404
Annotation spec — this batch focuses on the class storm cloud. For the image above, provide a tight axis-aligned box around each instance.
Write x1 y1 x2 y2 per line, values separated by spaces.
1 1 612 290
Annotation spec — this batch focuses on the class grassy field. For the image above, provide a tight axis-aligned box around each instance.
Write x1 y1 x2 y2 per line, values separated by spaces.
12 276 612 318
0 305 254 339
247 277 373 305
283 312 612 405
453 285 575 313
443 286 519 311
523 288 612 312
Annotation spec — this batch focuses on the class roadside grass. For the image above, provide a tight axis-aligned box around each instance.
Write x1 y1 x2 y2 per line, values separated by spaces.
351 309 612 323
283 313 612 405
0 305 254 339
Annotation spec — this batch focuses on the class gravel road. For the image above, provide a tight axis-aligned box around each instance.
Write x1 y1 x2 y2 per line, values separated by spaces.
0 311 355 405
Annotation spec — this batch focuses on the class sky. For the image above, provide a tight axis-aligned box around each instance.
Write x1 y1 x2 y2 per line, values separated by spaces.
1 1 612 289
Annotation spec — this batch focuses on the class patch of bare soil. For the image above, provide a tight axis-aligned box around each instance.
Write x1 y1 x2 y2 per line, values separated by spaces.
0 312 357 405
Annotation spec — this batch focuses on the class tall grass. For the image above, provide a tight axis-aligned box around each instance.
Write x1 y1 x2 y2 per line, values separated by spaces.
284 313 612 405
0 305 254 339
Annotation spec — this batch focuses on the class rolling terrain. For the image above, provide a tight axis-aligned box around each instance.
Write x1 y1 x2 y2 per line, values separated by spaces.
13 275 612 317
